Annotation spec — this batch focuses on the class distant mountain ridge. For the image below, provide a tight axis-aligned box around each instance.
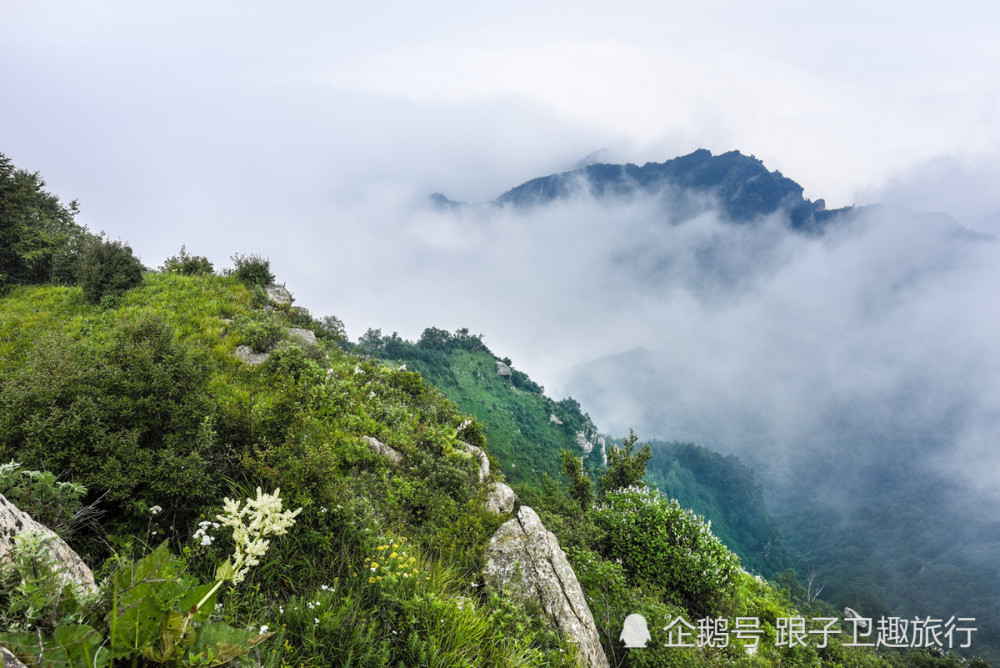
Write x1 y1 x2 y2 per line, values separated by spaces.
433 149 853 231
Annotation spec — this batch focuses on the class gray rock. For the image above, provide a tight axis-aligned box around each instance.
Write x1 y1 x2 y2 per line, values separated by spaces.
484 507 609 668
462 442 490 483
235 345 269 365
549 414 564 425
363 436 403 464
0 493 97 596
265 284 293 305
2 646 28 668
285 327 317 346
485 482 516 514
496 360 512 377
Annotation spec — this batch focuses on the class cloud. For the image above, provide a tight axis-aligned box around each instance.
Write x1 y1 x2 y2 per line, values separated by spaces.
266 171 1000 525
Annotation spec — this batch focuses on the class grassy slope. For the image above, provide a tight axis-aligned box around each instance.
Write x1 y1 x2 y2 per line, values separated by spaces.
362 342 604 485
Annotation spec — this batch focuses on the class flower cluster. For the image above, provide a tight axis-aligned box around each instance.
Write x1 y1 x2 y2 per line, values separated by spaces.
363 536 421 585
216 487 302 584
193 520 220 547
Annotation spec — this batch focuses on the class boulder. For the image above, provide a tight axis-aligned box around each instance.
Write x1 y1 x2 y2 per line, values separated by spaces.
462 442 490 483
485 482 516 514
549 414 564 425
0 493 97 596
2 646 28 668
495 360 512 377
285 327 317 346
484 507 609 668
235 345 269 365
362 436 403 464
265 284 293 305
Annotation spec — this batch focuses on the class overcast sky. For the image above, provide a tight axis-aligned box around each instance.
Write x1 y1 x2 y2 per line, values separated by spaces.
3 1 1000 377
4 2 1000 217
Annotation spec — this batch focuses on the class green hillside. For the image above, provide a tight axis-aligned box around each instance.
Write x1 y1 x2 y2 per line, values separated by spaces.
644 441 792 578
355 328 605 485
356 331 794 581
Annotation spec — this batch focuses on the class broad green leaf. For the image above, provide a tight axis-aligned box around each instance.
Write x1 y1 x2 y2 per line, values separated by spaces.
108 593 166 656
51 624 110 668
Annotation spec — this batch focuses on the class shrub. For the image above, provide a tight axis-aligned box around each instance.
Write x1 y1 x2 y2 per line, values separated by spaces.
76 237 144 303
232 310 284 352
229 253 274 287
593 485 741 616
266 341 325 383
161 245 214 275
0 317 217 534
598 429 652 497
560 450 593 510
0 462 86 538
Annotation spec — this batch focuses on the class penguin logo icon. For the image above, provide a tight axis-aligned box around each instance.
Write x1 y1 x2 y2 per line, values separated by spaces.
620 613 651 648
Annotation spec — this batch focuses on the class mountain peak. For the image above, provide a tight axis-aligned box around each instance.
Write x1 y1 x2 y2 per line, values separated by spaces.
432 149 850 232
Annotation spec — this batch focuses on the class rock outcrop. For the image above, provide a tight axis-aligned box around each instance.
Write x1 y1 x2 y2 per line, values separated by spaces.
575 418 602 457
265 284 293 305
484 507 609 668
462 443 516 514
0 493 97 596
495 360 512 377
485 482 516 514
235 345 270 365
362 436 404 464
462 442 490 483
2 646 28 668
286 327 317 347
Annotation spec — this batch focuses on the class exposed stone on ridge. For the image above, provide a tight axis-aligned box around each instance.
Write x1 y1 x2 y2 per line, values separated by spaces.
484 506 609 668
285 327 317 346
235 345 269 365
265 284 293 305
0 493 97 596
363 436 404 464
485 482 516 514
549 414 564 425
496 360 512 377
462 442 490 483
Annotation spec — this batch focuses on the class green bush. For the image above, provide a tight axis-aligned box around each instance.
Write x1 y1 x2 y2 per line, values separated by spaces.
161 245 214 275
76 237 144 304
232 310 284 352
598 429 652 497
229 252 274 287
0 317 217 533
0 462 86 538
594 485 741 616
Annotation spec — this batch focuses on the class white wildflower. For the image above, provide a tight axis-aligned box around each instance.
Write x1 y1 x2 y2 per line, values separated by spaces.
150 505 163 515
260 625 269 634
216 487 303 584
